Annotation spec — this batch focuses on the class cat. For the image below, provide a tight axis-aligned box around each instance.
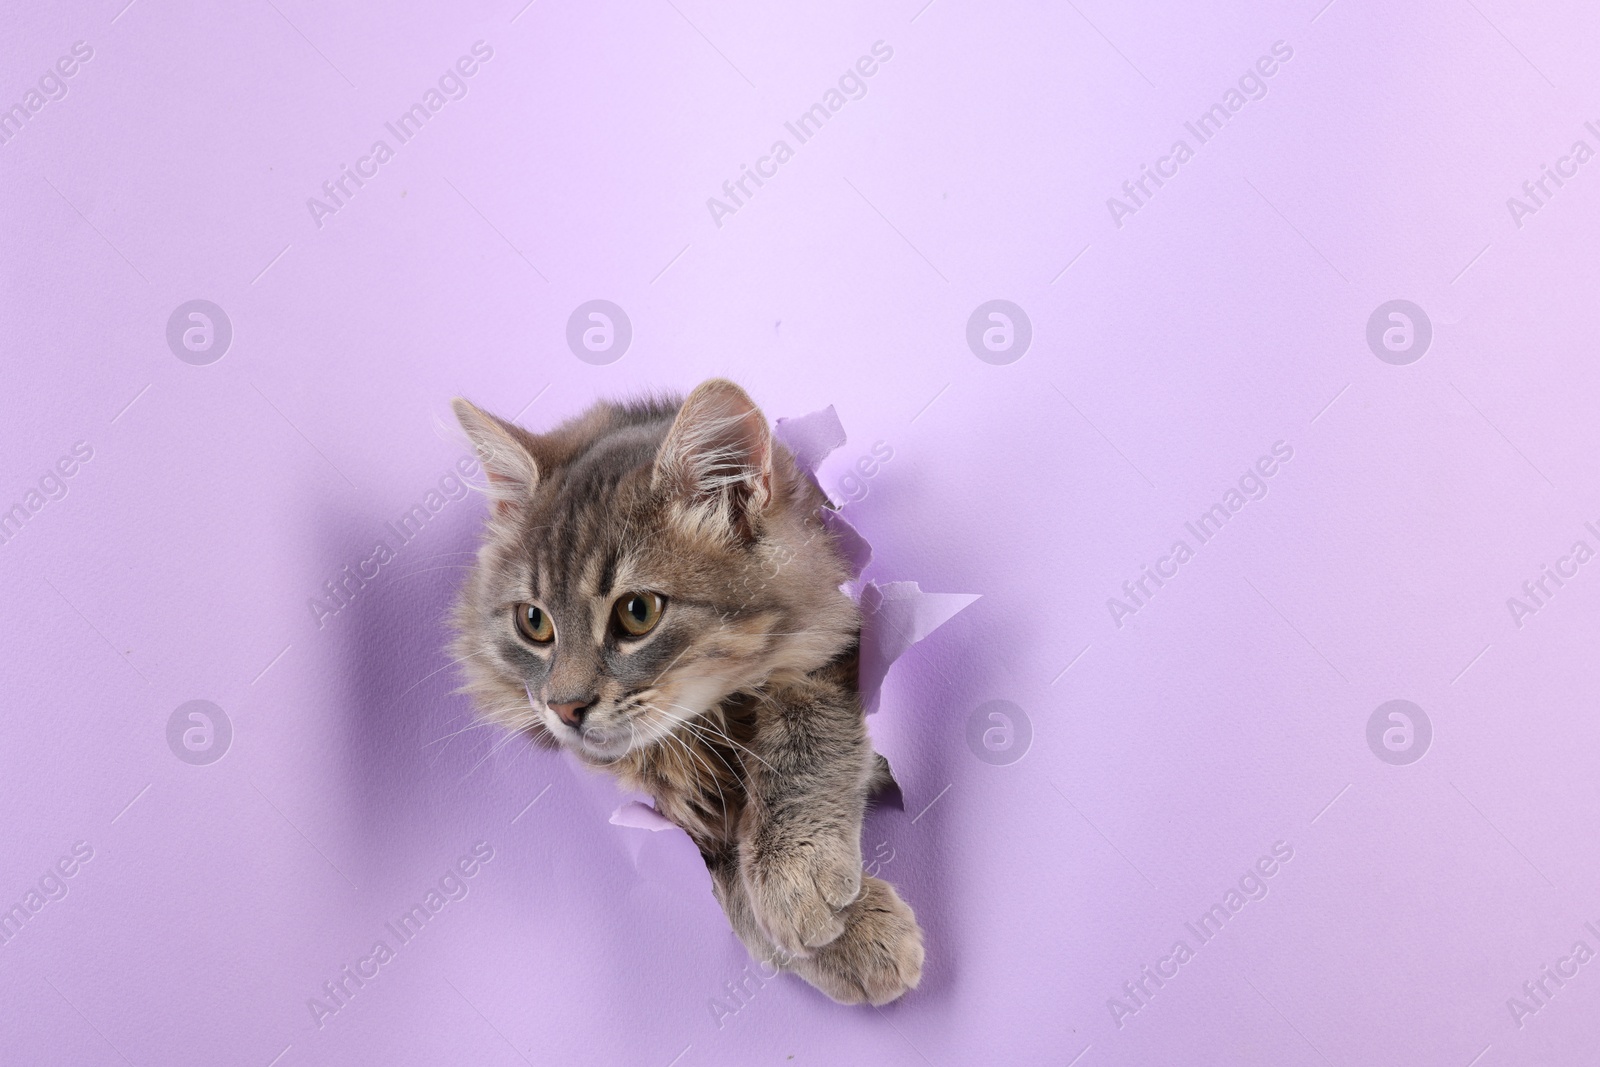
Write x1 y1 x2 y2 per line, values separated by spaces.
449 379 924 1005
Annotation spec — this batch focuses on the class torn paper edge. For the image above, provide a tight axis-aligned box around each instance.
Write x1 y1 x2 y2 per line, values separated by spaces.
611 403 978 837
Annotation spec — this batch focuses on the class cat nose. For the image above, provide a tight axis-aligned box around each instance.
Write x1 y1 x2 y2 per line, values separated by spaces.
549 698 594 728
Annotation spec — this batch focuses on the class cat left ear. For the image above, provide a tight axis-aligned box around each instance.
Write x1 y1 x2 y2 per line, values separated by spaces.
654 379 773 539
452 398 541 515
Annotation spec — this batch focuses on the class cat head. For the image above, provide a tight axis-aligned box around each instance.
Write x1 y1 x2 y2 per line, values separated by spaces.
449 379 857 764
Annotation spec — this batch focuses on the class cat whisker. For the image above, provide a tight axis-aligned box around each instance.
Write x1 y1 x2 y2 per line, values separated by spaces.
644 711 730 825
423 717 497 748
648 705 743 783
655 701 775 773
643 644 697 689
677 723 765 778
658 710 742 769
385 564 480 583
399 648 495 701
462 721 527 780
670 731 730 826
391 550 481 564
424 715 517 769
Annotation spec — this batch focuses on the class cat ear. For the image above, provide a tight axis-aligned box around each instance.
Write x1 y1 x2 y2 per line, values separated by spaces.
452 398 541 514
654 379 773 537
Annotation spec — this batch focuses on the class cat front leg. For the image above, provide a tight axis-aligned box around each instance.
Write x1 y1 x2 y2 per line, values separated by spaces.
708 848 923 1007
787 874 923 1005
735 680 873 955
705 847 788 967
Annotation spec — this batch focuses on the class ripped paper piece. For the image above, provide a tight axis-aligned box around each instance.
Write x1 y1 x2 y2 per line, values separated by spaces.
858 581 981 715
610 800 678 832
772 404 847 477
608 797 703 879
774 405 871 578
609 800 687 873
822 508 873 580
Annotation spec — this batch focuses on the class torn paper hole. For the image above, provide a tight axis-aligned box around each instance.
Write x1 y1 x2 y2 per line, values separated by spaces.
609 403 979 841
869 751 904 811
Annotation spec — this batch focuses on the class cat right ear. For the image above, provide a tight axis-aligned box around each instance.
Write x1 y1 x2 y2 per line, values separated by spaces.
452 398 541 515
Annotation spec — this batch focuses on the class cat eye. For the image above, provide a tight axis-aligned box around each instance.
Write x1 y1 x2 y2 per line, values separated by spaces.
513 603 554 644
613 592 665 638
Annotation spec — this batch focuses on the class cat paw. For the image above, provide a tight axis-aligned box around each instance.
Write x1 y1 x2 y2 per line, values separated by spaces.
741 833 862 955
791 876 924 1006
